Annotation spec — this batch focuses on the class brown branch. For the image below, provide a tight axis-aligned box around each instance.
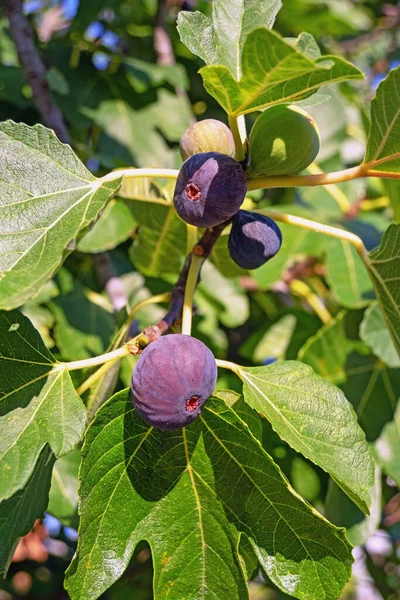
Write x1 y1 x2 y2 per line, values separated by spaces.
136 220 229 348
3 0 70 144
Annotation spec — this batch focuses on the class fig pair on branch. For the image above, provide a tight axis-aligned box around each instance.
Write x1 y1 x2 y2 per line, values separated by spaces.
131 104 320 430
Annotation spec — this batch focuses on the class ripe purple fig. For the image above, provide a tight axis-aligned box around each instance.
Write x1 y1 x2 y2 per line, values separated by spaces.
131 334 217 430
180 119 235 162
228 210 282 270
173 152 247 228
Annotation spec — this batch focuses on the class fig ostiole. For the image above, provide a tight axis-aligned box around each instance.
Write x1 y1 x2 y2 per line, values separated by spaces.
248 104 320 177
131 334 217 430
180 119 235 162
173 152 247 228
228 210 282 270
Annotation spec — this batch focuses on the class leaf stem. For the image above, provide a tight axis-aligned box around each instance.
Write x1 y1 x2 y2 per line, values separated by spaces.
101 167 179 184
215 359 243 379
247 165 366 190
181 255 205 335
77 358 120 396
56 345 131 372
186 224 198 256
229 115 246 162
306 162 351 213
289 279 331 324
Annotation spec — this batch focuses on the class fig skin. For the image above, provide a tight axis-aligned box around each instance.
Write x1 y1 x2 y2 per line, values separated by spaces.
173 152 247 228
131 334 217 430
180 119 235 162
248 105 320 177
228 210 282 270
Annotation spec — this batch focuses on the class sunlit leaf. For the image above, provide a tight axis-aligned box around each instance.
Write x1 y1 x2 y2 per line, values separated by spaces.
239 361 374 513
0 310 86 500
65 391 353 600
177 0 282 78
199 28 362 116
0 122 121 310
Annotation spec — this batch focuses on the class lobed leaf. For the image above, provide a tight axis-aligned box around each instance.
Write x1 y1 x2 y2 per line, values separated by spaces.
0 122 121 310
65 391 353 600
0 310 86 500
239 361 374 513
177 0 282 78
199 28 363 116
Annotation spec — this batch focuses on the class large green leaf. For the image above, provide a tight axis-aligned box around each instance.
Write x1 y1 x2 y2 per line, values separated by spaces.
0 122 121 310
360 302 400 368
199 28 362 116
0 310 86 500
363 67 400 174
177 0 282 78
65 391 352 600
298 316 399 442
326 239 373 309
0 445 55 576
375 401 400 486
239 361 374 513
365 224 400 359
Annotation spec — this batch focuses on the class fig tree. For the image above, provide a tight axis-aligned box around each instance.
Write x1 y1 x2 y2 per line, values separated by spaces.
180 119 235 162
228 210 282 269
131 334 217 430
173 152 247 228
248 105 320 177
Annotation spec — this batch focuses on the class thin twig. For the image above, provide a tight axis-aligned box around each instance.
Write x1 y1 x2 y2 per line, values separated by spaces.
3 0 70 144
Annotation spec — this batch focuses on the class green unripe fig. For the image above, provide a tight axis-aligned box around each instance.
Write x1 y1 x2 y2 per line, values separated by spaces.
180 119 235 162
248 105 320 177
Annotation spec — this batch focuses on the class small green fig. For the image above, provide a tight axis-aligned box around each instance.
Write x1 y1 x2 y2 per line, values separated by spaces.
180 119 235 162
248 105 320 177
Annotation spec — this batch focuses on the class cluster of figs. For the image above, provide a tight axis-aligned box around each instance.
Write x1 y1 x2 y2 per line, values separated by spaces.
132 105 320 430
